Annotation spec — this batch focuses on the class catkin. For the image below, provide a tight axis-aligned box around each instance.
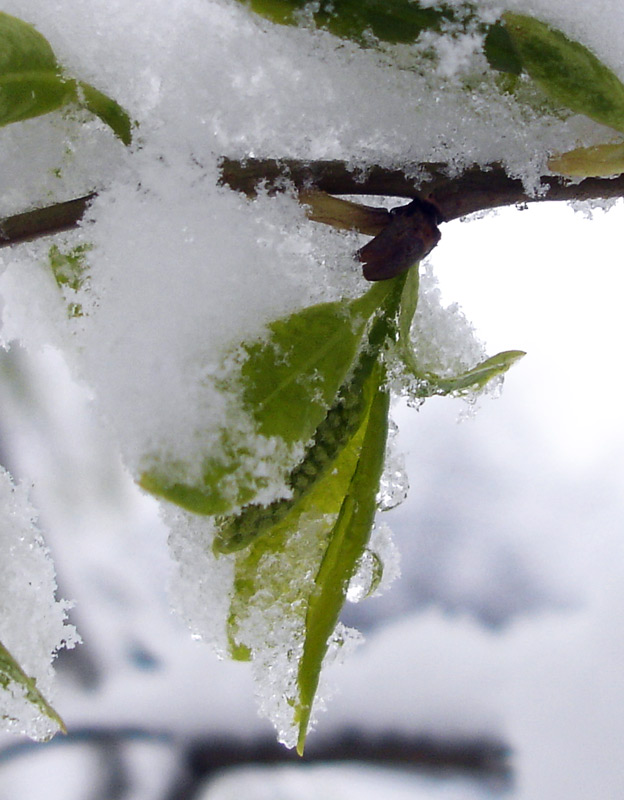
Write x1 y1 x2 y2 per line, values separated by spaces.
213 358 371 553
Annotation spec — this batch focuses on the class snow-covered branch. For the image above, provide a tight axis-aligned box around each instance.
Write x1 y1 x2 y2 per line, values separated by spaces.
2 159 624 251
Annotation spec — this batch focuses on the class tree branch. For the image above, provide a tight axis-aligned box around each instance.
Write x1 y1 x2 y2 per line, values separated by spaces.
0 193 95 247
1 158 623 250
219 157 624 220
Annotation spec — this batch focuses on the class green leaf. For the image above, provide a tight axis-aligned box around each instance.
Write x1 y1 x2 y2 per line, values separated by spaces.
295 362 389 754
0 12 74 126
49 242 91 318
238 0 469 46
397 263 419 351
225 392 373 661
396 267 525 396
0 640 66 737
240 281 392 443
503 12 624 134
49 243 90 292
225 276 408 660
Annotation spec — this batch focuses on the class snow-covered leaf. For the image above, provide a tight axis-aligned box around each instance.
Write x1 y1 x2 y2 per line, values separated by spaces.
141 282 393 517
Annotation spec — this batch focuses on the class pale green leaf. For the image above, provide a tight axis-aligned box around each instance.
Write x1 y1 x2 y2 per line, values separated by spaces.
213 275 408 550
0 640 66 737
397 265 419 349
225 276 408 659
548 140 624 177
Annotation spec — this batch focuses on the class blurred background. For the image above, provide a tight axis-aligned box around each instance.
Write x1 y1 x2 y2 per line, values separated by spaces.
0 200 623 799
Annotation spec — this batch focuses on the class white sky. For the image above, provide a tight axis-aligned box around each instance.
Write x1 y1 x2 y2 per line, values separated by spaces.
430 200 624 467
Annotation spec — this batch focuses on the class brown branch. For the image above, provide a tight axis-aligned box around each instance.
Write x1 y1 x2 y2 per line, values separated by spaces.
219 157 624 221
0 193 95 247
1 158 624 250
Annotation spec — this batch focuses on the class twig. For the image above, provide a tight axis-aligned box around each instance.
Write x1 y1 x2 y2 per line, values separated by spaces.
1 158 623 249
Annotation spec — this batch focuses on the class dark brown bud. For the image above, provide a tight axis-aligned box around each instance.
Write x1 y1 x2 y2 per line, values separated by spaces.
357 197 442 281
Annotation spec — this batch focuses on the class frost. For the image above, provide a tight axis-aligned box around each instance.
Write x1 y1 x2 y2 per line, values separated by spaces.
0 466 78 740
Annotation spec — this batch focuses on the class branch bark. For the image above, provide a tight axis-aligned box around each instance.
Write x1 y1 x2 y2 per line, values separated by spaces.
1 157 623 249
219 157 624 220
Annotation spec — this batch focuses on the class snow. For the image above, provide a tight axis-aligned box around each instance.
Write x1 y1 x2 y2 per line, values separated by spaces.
0 466 78 741
0 0 622 794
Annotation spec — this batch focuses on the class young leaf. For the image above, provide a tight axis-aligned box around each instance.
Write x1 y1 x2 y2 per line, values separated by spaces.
397 262 419 350
396 268 525 395
403 348 526 398
225 276 408 658
295 363 390 754
503 12 624 134
0 640 66 737
225 389 373 661
548 140 624 177
238 0 469 47
425 350 526 395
